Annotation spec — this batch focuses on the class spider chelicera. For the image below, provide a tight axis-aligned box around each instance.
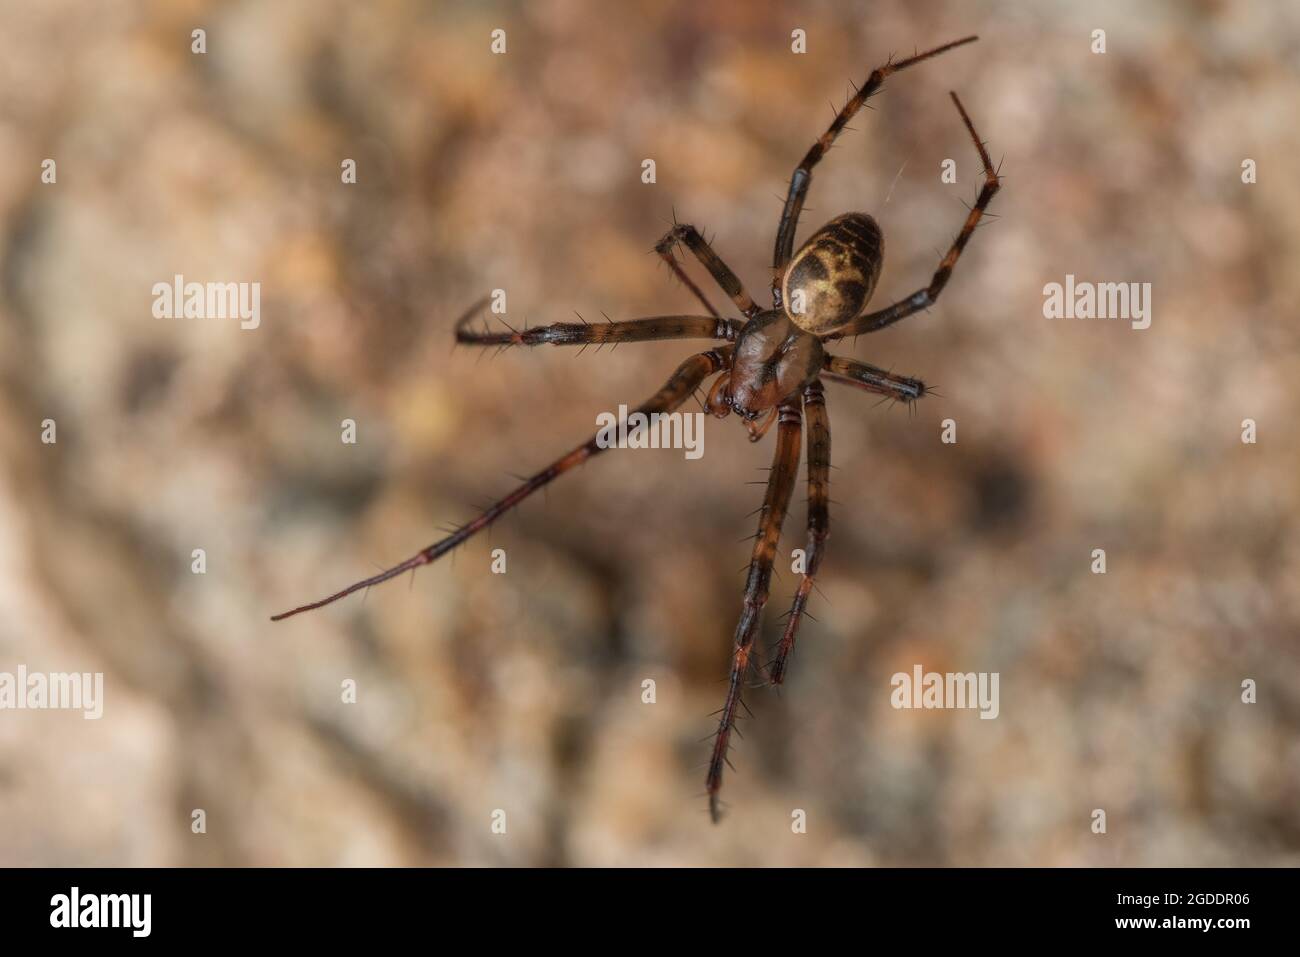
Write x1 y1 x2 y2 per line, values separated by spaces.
273 35 1000 822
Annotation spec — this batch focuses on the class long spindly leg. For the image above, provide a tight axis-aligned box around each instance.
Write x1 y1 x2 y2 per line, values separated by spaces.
655 223 761 320
455 296 740 348
822 92 1000 341
821 354 926 404
271 347 733 621
772 35 978 300
769 380 829 685
706 396 802 821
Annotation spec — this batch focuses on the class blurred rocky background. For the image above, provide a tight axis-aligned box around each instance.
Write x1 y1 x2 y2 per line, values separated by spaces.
0 0 1297 865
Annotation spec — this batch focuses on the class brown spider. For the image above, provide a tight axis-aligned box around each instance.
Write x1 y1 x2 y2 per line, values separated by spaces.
273 35 1000 823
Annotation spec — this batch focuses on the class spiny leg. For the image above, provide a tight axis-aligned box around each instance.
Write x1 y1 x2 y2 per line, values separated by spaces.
822 92 1000 341
771 35 979 302
770 380 829 685
655 223 761 320
271 347 732 621
653 225 725 320
455 296 739 348
822 354 926 403
706 396 802 821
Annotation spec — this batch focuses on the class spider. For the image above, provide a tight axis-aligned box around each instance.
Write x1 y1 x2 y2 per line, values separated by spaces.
273 35 1000 823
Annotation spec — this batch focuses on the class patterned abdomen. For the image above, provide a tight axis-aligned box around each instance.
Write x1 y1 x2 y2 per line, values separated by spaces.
781 213 884 335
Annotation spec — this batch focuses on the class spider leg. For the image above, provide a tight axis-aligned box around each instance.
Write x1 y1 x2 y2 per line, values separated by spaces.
271 346 732 621
769 380 829 685
821 354 925 403
821 92 1000 341
706 396 802 821
772 36 978 303
454 297 741 347
655 224 761 320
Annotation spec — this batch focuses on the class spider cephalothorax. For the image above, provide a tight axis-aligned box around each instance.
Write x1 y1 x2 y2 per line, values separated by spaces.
274 35 1000 823
711 309 824 440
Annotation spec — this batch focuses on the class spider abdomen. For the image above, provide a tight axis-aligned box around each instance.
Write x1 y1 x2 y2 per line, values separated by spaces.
781 213 884 335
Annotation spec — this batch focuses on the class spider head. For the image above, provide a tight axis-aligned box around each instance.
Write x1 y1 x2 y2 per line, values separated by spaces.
726 310 824 434
781 213 884 335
